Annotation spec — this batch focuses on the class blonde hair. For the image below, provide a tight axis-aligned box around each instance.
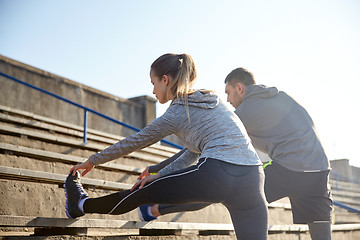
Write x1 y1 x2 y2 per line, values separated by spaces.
151 53 197 120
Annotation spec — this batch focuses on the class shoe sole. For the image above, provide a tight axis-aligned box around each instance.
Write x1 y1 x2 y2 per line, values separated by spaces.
64 182 76 219
137 207 145 221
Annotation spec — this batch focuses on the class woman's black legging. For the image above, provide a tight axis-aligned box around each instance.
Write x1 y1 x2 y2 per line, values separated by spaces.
84 158 268 240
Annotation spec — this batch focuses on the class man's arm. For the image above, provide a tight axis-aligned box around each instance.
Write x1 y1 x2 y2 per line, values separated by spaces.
148 148 187 173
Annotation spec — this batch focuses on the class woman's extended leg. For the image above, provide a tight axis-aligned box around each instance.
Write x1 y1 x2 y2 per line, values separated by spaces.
66 158 268 240
158 202 211 215
83 159 222 215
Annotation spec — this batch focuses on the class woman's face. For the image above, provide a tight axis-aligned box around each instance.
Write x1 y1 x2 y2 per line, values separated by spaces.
150 70 170 104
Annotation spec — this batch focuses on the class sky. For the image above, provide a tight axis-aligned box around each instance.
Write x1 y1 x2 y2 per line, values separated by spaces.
1 0 360 167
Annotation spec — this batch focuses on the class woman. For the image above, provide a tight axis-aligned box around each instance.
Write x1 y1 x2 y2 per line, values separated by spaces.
65 53 268 239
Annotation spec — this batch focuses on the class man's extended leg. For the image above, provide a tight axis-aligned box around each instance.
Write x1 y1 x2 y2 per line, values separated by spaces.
264 162 333 240
308 222 332 240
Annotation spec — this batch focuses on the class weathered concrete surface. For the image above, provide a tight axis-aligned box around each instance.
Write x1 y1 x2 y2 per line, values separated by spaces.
1 230 360 240
331 159 360 183
0 54 156 138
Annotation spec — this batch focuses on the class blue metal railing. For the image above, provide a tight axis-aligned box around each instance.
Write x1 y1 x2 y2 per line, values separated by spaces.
0 71 182 149
330 172 360 215
333 201 360 215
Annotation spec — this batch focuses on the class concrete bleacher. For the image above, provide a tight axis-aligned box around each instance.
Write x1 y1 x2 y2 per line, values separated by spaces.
330 178 360 224
1 54 360 239
0 105 360 239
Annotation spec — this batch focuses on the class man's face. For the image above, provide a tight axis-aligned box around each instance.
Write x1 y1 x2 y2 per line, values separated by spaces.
225 82 245 108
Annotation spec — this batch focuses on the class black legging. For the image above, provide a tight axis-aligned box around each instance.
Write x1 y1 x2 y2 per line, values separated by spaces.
84 158 268 240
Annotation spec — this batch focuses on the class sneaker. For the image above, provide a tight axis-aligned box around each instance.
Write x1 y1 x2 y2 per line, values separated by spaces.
64 171 89 219
137 205 157 221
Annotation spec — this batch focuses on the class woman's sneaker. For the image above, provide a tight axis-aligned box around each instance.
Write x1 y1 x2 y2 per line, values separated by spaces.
137 205 157 221
64 171 88 219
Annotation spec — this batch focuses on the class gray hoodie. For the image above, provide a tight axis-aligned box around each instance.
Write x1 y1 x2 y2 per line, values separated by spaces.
89 90 261 176
235 85 330 172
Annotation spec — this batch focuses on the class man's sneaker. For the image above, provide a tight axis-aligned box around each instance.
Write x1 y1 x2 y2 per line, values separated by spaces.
64 171 88 219
137 205 157 221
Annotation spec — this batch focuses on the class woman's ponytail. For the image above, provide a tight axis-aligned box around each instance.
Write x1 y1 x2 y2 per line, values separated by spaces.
170 54 197 99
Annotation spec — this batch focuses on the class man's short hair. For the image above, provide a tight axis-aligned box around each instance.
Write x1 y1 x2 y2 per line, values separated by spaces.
224 68 256 86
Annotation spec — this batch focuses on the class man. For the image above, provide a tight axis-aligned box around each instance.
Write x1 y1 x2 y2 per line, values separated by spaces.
138 68 333 240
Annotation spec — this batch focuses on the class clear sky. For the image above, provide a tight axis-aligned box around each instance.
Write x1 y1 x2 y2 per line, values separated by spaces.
1 0 359 167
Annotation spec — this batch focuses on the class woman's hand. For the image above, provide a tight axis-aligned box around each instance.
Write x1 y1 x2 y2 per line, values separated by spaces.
131 173 161 191
70 159 94 176
137 166 150 180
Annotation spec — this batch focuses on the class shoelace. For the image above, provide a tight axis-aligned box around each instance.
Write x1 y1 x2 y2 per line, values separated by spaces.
74 181 88 196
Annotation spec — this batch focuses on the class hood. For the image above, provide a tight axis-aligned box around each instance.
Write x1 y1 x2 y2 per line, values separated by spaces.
172 90 220 109
244 84 279 101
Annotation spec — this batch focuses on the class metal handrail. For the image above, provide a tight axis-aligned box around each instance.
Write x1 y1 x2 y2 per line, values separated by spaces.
329 172 360 214
333 201 360 215
0 71 182 149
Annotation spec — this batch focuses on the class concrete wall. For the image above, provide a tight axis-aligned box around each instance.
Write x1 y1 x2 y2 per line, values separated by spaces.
330 159 360 183
0 54 157 138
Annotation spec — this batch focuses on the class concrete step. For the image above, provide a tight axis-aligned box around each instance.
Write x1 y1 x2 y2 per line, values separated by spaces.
0 143 143 175
0 165 293 223
329 178 360 223
0 123 167 164
330 179 360 193
334 207 360 223
332 188 360 199
0 166 132 190
1 215 360 240
0 107 177 222
0 104 178 156
1 106 358 230
0 146 141 185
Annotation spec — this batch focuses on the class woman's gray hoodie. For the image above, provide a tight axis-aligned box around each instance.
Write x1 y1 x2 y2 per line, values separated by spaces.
89 90 261 176
235 85 330 172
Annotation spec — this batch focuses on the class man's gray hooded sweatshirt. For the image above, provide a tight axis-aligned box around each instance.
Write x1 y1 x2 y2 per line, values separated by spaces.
235 85 330 172
89 91 261 176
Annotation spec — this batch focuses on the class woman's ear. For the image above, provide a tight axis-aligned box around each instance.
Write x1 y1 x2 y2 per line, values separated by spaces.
162 75 170 86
